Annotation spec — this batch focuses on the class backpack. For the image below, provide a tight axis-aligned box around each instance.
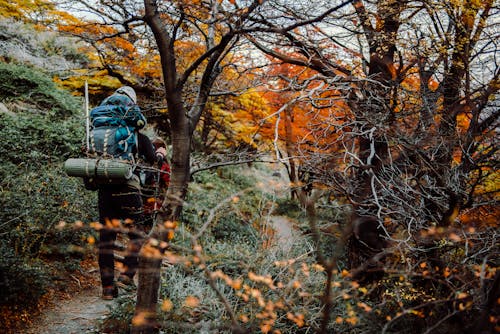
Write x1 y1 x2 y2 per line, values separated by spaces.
89 123 137 161
63 92 146 189
88 94 146 161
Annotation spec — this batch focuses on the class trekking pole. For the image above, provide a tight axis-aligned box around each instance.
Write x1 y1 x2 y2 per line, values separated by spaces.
84 81 90 152
145 166 162 239
153 165 161 216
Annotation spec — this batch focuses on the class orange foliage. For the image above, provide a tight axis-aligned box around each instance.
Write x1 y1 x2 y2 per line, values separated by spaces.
458 205 499 227
258 60 348 160
0 0 55 23
55 14 165 96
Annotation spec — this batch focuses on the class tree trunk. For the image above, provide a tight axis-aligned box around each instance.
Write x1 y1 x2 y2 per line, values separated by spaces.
347 0 402 272
131 256 163 334
283 107 300 201
132 2 193 333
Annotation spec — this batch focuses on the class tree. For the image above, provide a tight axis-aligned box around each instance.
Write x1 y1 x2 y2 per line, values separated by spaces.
0 0 56 23
58 1 272 332
258 59 347 208
246 0 499 331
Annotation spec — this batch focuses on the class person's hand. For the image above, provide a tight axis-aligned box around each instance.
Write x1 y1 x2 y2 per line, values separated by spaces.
155 147 167 162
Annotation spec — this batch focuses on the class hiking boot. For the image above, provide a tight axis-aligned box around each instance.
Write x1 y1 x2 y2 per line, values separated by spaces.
117 275 136 290
102 285 118 300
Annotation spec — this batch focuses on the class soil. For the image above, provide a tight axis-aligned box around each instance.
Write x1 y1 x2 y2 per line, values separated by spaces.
269 215 297 253
23 286 112 334
18 258 111 334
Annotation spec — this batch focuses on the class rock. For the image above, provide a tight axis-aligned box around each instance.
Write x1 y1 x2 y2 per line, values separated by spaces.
0 102 16 116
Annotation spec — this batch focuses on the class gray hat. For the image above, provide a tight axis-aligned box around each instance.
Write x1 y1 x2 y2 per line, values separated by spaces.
115 86 137 104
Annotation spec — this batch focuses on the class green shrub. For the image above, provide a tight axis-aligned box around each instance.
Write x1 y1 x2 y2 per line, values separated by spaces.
99 295 136 334
184 168 266 232
159 266 229 333
0 112 96 261
0 62 81 117
0 68 95 309
0 244 50 305
273 198 303 218
153 221 328 334
211 214 259 245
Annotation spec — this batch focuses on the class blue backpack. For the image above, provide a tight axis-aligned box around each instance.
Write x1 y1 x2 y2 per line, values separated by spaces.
88 94 146 161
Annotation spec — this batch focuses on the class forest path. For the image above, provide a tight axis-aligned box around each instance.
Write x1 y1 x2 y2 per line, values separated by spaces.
268 215 297 253
24 163 295 334
24 285 112 334
245 164 298 252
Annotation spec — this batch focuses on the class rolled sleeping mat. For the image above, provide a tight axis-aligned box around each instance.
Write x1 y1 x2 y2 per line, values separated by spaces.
63 158 96 178
95 159 133 179
64 158 133 180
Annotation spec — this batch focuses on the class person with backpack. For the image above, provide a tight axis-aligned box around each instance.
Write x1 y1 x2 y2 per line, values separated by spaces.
89 86 166 300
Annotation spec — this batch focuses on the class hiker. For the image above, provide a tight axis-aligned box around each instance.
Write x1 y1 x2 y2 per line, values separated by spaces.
93 86 166 300
152 137 171 188
142 136 171 220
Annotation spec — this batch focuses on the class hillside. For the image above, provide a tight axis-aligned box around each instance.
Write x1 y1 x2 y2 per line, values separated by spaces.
0 17 98 332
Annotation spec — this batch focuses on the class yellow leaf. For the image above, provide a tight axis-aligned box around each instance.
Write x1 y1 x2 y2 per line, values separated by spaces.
89 221 103 230
184 296 200 308
232 279 242 290
312 264 324 271
161 299 173 312
260 324 272 333
164 220 177 229
358 287 368 294
56 221 66 230
131 312 147 326
357 302 372 312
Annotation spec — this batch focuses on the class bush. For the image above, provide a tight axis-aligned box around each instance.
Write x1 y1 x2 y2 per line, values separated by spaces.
273 198 303 218
0 66 96 311
211 214 259 245
0 62 81 117
0 244 50 305
154 219 327 334
145 166 327 333
0 112 96 262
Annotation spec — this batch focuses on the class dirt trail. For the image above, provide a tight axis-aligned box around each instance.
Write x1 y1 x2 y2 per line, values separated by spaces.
269 215 296 253
248 164 298 252
24 286 112 334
